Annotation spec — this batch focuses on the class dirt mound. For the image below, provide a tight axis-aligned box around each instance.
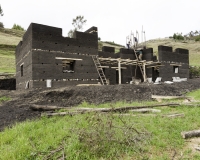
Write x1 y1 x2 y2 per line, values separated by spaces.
0 78 200 131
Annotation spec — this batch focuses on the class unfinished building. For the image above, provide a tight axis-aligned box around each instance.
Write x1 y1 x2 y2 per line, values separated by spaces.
15 23 189 90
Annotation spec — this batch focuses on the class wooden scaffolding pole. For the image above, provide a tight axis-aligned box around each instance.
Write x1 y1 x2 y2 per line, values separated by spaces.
118 60 121 84
143 62 147 82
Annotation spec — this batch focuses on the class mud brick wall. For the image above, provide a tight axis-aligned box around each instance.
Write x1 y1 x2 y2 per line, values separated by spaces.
15 24 33 90
15 23 99 89
103 68 116 85
98 46 115 58
158 45 189 81
32 23 98 55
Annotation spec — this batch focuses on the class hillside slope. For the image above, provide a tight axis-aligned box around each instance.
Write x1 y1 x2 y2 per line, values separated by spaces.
0 28 23 73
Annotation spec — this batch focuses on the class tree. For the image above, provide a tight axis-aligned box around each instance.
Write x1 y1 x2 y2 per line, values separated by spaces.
68 15 87 38
12 24 25 31
0 5 3 17
194 30 199 36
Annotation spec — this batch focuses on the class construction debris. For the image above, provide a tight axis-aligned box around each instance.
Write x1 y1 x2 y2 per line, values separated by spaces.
130 108 161 113
181 130 200 139
162 113 185 118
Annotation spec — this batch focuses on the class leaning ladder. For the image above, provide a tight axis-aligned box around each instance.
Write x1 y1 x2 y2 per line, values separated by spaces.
133 48 147 82
92 55 108 85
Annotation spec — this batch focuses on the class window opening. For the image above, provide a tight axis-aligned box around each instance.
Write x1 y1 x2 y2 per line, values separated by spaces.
20 65 24 77
62 60 75 73
173 66 179 73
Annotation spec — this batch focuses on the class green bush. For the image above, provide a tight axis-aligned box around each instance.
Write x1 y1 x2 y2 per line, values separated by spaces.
189 66 200 78
12 24 24 31
195 36 200 42
173 33 184 40
0 22 4 28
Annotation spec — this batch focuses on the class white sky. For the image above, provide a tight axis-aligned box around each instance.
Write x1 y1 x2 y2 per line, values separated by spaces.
1 0 200 46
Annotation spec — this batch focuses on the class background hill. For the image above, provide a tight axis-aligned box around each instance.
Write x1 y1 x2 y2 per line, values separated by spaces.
0 28 199 74
0 28 23 73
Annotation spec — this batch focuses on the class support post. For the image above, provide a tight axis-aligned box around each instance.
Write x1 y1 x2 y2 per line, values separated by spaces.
143 63 147 82
118 60 121 84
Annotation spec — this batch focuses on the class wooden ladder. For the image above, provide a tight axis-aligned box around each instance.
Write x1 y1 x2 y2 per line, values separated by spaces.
92 55 108 85
133 48 147 82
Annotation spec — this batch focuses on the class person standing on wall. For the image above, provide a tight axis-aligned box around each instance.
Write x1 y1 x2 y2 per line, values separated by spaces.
134 37 138 48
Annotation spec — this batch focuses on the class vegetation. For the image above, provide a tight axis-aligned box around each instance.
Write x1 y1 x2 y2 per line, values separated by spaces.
173 33 184 40
195 35 200 42
12 24 25 31
0 44 16 73
0 5 3 17
0 96 10 103
1 92 200 159
190 66 200 78
0 5 4 28
68 15 87 38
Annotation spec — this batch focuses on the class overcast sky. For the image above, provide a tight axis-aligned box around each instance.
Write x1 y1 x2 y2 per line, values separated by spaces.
1 0 200 45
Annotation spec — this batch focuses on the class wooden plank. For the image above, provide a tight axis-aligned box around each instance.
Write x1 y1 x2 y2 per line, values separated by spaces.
181 130 200 139
40 103 180 117
152 95 192 99
162 113 185 118
55 57 83 61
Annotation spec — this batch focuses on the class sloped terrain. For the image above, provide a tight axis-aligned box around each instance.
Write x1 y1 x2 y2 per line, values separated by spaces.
0 78 200 131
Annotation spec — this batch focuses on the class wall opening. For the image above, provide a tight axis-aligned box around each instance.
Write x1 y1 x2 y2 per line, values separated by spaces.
20 65 24 77
173 66 179 73
62 60 75 73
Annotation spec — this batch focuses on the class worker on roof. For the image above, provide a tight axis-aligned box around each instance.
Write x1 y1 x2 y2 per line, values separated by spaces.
127 40 131 49
134 37 138 48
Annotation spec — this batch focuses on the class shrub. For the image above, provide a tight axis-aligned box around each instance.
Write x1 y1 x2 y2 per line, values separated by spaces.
173 33 184 40
12 24 24 31
0 22 4 28
195 36 200 42
189 66 200 78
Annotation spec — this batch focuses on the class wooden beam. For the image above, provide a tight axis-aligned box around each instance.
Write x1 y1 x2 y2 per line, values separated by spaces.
118 61 121 84
170 64 182 66
143 63 147 82
55 57 83 61
181 130 200 139
111 67 127 69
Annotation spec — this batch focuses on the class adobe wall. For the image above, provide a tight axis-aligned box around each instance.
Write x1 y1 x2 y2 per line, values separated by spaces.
98 46 155 84
158 45 189 81
16 23 99 90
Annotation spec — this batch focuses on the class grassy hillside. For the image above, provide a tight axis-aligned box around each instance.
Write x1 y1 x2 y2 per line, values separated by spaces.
0 28 23 73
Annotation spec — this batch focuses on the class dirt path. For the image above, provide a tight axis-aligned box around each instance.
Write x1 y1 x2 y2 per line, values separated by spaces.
0 78 200 131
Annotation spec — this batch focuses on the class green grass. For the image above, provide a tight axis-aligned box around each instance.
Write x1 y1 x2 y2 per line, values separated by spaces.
1 90 200 159
0 96 11 103
187 89 200 100
0 44 16 73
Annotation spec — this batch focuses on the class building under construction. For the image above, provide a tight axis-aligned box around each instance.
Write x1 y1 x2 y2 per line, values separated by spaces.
15 23 189 90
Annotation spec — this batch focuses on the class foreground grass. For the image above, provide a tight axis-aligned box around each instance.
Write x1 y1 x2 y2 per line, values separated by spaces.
1 90 200 159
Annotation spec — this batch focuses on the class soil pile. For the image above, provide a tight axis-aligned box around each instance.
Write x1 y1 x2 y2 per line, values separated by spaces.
0 78 200 131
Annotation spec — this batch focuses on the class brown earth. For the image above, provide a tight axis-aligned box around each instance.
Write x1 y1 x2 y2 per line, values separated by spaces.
0 78 200 131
